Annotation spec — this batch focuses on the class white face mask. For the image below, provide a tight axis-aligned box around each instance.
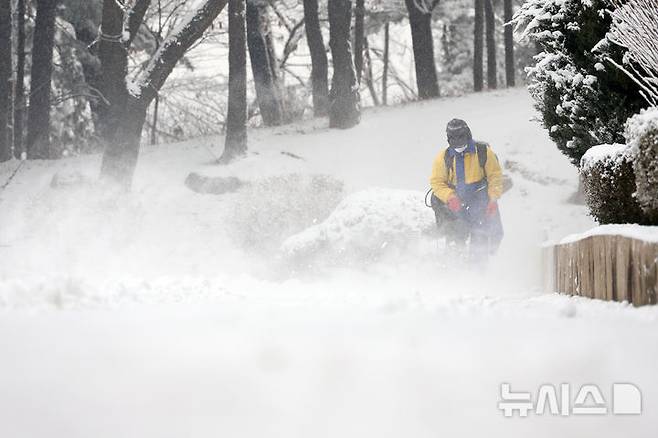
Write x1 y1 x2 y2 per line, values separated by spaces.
454 145 467 153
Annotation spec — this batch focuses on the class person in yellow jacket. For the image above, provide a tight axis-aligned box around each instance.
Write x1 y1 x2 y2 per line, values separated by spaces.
429 119 504 255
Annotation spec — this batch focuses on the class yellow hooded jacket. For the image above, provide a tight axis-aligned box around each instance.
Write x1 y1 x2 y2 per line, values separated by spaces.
430 144 503 203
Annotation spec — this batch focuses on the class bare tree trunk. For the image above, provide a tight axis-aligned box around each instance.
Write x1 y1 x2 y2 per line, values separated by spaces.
383 21 389 106
246 0 284 126
97 0 140 187
13 0 25 159
328 0 360 129
222 0 248 161
264 16 284 118
98 0 129 150
503 0 515 87
353 0 365 83
484 0 497 89
100 97 147 185
303 0 329 117
404 0 439 99
26 0 58 159
0 0 11 162
473 0 484 92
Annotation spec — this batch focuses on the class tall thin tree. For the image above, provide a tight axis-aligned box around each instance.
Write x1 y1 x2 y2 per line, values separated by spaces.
13 0 26 159
353 0 365 83
26 0 59 159
382 21 389 105
222 0 248 161
363 37 380 105
473 0 484 92
503 0 515 87
404 0 440 99
328 0 360 128
246 0 284 126
484 0 497 89
0 0 11 162
303 0 329 116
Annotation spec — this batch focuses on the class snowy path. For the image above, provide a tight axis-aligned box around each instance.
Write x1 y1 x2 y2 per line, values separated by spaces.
1 89 657 437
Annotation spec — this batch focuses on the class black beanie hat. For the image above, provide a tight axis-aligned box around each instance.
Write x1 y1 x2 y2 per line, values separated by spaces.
446 119 472 148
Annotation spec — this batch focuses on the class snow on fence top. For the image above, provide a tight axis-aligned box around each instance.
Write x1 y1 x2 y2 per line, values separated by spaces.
579 143 630 172
560 224 658 245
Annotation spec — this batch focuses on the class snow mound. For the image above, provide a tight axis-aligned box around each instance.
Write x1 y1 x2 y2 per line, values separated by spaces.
281 188 436 264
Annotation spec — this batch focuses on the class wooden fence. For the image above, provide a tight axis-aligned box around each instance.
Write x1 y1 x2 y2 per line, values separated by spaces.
542 235 658 306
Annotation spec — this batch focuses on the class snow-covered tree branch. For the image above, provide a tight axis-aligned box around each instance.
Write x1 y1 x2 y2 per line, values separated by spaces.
607 0 658 106
131 0 229 105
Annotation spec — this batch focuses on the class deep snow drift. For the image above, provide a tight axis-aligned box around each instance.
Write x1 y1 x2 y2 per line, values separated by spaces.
1 89 657 438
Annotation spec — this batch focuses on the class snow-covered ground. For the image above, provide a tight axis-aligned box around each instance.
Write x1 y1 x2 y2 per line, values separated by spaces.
1 88 656 437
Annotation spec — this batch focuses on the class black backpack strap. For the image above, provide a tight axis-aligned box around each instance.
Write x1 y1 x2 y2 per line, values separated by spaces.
475 142 488 170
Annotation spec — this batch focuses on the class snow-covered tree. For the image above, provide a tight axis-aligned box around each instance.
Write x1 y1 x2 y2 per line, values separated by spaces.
514 0 646 165
98 0 229 186
607 0 658 106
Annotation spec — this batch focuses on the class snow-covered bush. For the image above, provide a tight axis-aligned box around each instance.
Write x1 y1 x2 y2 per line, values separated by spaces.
229 174 344 251
580 144 646 224
514 0 646 165
606 0 658 223
626 108 658 222
281 188 435 266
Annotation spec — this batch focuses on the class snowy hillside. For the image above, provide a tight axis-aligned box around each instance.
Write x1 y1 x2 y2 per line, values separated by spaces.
1 89 657 437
